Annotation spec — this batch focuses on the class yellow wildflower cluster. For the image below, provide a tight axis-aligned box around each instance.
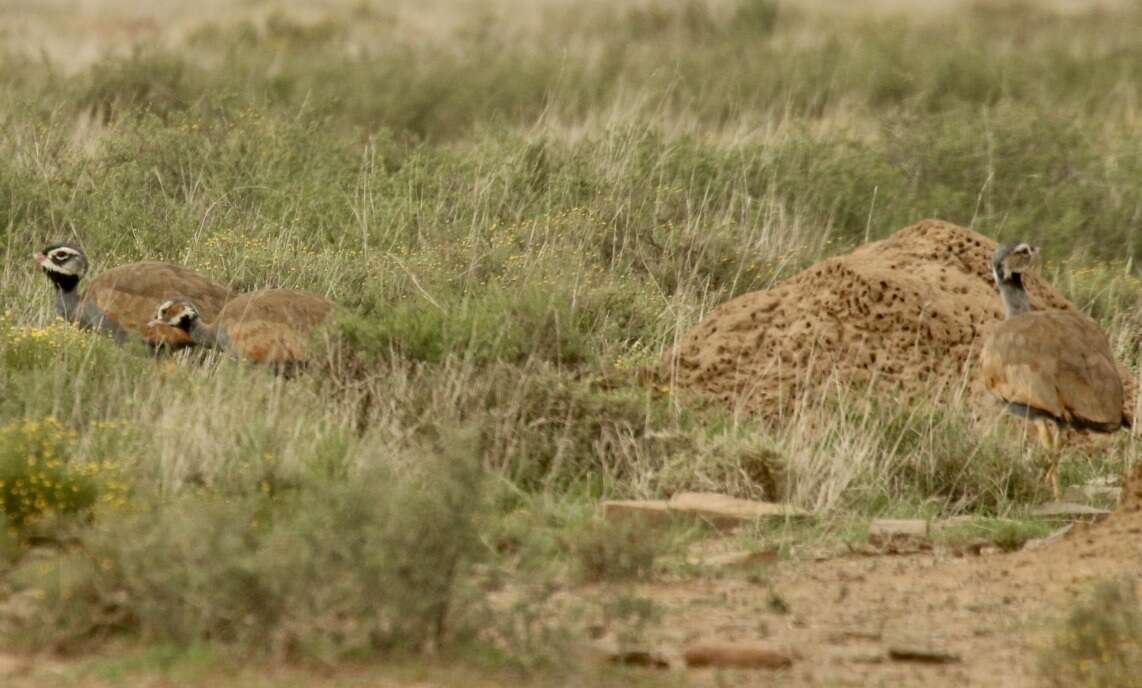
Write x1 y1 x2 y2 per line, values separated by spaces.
1 313 93 369
0 416 132 531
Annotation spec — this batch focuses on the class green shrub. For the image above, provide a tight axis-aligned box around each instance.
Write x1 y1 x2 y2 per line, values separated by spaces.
0 316 91 372
3 431 488 660
0 417 100 532
1040 578 1142 688
569 517 662 583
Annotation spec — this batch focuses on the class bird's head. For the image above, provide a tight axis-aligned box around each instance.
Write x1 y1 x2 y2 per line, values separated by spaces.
33 243 88 286
150 300 200 332
991 241 1041 284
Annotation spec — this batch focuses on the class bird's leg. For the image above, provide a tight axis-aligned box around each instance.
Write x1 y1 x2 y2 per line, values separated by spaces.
1035 419 1063 499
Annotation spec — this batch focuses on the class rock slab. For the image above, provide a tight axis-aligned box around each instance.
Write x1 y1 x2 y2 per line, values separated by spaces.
601 493 809 529
684 641 794 670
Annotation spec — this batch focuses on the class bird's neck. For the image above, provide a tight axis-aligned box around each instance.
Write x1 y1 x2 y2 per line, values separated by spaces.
187 318 225 348
996 271 1032 318
48 274 81 321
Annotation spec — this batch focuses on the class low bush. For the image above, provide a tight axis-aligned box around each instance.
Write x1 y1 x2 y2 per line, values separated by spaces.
568 517 663 583
4 430 489 660
1040 578 1142 688
0 417 126 536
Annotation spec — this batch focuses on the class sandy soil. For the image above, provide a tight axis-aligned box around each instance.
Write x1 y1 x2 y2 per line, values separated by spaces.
8 505 1137 687
565 487 1141 687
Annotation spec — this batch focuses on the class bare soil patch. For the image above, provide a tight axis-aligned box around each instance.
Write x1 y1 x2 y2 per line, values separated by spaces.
580 469 1142 687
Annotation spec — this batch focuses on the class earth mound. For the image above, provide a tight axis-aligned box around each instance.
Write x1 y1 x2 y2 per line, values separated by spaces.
663 219 1135 420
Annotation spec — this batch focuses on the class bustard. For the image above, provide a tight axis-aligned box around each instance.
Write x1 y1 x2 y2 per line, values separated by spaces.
149 288 334 368
978 241 1128 496
34 243 232 346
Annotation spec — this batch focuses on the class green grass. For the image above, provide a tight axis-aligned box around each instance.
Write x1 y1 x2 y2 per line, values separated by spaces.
0 0 1139 674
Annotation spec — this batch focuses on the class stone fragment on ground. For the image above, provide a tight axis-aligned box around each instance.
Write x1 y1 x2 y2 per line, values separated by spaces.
683 640 794 669
1022 524 1073 551
668 492 810 528
887 644 962 664
579 638 675 670
1031 501 1112 521
701 549 780 569
1062 484 1122 505
868 519 930 550
600 493 809 530
599 499 671 528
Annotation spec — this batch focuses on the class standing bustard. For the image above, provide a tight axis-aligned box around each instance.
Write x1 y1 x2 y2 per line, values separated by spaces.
34 243 232 346
978 241 1128 496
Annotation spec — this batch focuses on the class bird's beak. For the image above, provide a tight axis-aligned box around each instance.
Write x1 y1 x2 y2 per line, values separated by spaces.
147 318 163 328
33 252 47 265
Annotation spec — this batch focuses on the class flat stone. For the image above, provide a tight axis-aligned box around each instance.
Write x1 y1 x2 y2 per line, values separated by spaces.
579 638 675 670
1022 524 1074 551
869 519 929 542
1031 501 1112 522
607 649 672 669
888 645 962 664
868 519 931 552
668 492 810 528
1086 475 1121 487
1062 485 1122 505
600 500 673 528
702 549 780 569
684 641 794 669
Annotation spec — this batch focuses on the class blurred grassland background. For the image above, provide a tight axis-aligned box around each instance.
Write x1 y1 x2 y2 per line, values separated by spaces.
0 0 1139 672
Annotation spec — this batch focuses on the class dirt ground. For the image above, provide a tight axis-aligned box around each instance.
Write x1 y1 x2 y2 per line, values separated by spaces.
618 472 1138 687
627 526 1137 686
7 508 1137 688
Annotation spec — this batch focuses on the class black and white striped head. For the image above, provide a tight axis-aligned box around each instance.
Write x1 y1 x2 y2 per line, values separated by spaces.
150 300 200 332
33 243 88 287
991 241 1040 285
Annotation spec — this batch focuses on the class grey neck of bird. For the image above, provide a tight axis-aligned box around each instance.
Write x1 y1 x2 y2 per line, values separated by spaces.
187 318 226 349
53 286 81 322
53 281 128 343
995 269 1032 318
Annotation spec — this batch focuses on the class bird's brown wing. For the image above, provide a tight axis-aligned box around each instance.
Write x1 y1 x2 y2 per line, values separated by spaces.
225 320 312 364
979 310 1123 428
83 262 233 341
218 289 333 329
215 289 334 363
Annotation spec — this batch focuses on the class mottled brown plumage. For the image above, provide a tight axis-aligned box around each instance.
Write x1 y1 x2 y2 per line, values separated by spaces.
979 310 1124 431
214 289 334 364
88 262 233 346
979 239 1127 496
152 288 334 366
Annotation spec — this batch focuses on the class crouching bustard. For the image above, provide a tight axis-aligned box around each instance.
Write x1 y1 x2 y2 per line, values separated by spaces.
149 288 333 370
978 241 1129 496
